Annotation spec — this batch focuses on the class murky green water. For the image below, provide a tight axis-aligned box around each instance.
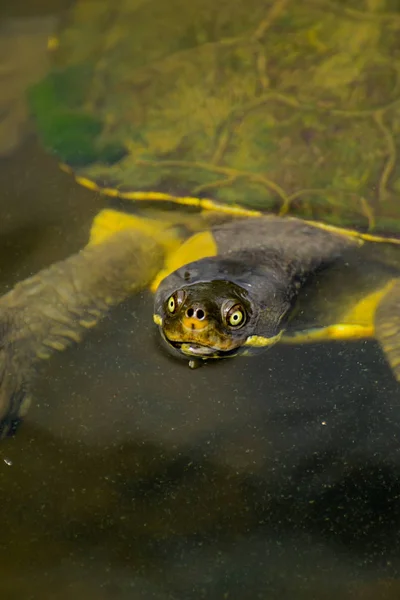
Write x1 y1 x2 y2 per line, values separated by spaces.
1 1 400 599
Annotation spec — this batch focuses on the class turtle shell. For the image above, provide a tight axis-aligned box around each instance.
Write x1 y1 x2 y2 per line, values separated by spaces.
29 0 400 232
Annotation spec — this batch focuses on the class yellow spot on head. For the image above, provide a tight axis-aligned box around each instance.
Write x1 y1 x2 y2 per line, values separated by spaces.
182 317 209 331
153 314 163 326
244 331 283 347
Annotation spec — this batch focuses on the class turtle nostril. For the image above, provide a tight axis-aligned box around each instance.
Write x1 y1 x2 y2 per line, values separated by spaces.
185 307 206 320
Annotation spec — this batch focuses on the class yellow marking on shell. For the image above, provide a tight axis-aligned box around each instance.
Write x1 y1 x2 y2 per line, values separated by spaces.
75 176 100 192
61 166 400 247
244 331 283 347
282 324 373 344
182 317 209 331
339 280 396 327
303 219 400 246
60 165 400 246
153 314 163 326
150 230 218 293
199 198 260 217
60 165 261 217
101 187 120 197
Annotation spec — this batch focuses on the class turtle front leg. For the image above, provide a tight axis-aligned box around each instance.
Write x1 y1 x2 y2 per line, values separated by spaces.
0 228 165 438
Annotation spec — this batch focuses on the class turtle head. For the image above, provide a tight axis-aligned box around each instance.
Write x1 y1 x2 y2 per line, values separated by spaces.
153 257 294 363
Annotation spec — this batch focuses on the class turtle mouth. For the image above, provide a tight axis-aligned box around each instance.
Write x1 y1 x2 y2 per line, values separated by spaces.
172 342 218 357
158 326 239 360
167 339 239 359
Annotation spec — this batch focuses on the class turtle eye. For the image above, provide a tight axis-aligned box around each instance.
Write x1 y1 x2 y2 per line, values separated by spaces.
166 290 185 314
225 303 246 329
167 296 176 313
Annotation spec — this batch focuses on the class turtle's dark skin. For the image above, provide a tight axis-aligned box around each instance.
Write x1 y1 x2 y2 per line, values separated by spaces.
1 207 400 438
153 216 400 369
154 217 360 360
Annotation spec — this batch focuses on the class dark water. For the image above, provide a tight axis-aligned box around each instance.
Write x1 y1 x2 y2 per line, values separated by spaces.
1 2 400 599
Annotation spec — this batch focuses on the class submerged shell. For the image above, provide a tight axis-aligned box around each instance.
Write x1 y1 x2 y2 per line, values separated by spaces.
30 0 400 232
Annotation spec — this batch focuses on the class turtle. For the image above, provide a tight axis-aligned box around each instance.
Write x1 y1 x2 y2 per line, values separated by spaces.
2 0 400 437
2 192 400 439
